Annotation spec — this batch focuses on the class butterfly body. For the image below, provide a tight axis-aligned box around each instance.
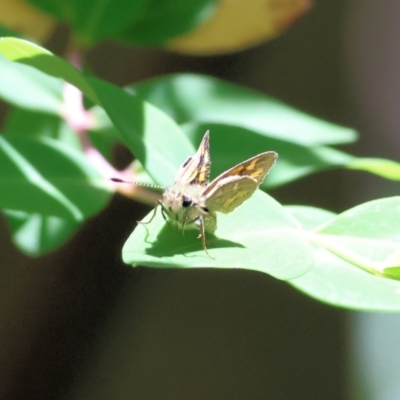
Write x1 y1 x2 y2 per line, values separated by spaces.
162 182 217 233
140 131 278 256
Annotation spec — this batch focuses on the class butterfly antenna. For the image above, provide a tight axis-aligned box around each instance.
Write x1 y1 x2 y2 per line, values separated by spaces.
110 177 164 190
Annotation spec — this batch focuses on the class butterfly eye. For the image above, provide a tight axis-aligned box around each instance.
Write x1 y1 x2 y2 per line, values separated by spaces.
182 196 192 207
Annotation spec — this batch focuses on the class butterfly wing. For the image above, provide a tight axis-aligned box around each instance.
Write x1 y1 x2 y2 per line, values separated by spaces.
173 131 211 186
204 176 259 214
204 151 277 194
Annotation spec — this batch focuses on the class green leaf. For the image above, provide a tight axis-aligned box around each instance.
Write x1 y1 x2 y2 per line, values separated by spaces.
89 104 139 162
384 267 400 280
87 105 121 161
312 197 400 275
285 205 336 230
3 108 80 150
287 206 400 311
87 77 195 186
0 38 196 186
4 108 60 137
0 54 63 114
383 251 400 279
291 246 400 312
130 73 358 146
28 0 150 45
348 158 400 180
0 37 98 103
122 190 314 280
0 136 112 220
117 0 216 46
92 75 400 188
3 209 79 256
89 99 357 189
7 38 395 190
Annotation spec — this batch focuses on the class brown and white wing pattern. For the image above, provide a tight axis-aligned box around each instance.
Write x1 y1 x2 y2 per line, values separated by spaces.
204 151 277 194
173 131 211 186
204 175 259 214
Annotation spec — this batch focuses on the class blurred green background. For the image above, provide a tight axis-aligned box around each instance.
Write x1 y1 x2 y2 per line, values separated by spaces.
1 1 399 399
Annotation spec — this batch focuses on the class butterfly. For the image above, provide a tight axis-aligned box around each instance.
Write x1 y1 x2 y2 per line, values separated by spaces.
119 130 278 258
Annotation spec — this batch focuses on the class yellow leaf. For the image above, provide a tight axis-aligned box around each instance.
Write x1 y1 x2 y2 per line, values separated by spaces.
169 0 312 55
0 0 55 42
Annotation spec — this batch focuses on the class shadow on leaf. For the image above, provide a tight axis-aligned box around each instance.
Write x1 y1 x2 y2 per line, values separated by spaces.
143 223 244 258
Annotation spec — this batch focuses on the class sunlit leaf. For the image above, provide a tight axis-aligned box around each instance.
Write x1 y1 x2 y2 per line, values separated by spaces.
287 206 400 311
123 190 314 280
0 54 63 114
348 158 400 181
130 74 358 146
0 38 194 186
0 135 111 220
312 197 400 274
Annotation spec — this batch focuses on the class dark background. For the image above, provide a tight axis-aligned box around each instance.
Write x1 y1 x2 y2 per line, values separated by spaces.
1 1 398 399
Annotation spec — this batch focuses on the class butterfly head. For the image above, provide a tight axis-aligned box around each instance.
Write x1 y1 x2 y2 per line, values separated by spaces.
161 184 199 214
161 183 208 229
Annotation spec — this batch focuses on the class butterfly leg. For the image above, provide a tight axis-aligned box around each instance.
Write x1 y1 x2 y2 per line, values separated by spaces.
137 200 161 225
197 217 215 259
160 206 168 222
181 216 187 232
